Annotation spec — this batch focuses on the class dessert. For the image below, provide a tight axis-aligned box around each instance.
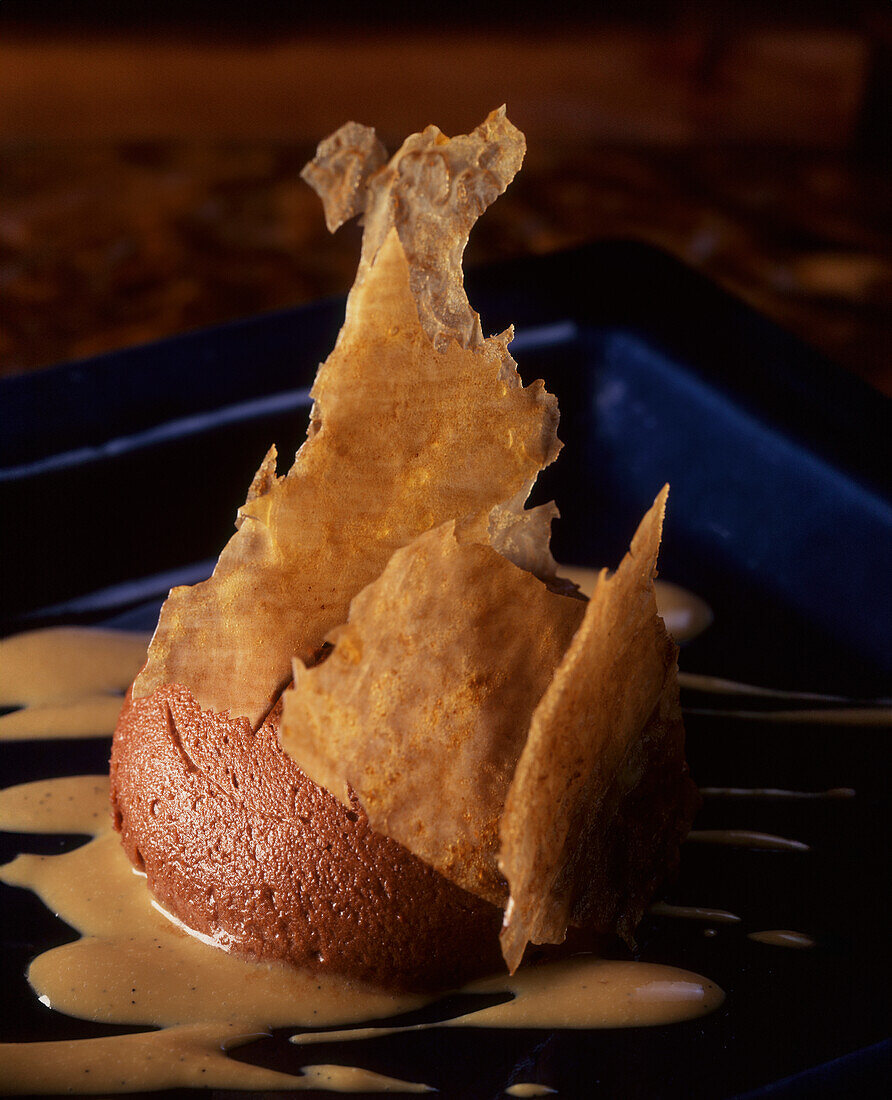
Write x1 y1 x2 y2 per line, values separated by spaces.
110 109 698 993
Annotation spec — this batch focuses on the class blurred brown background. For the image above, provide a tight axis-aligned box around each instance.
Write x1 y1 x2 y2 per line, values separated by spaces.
1 1 889 393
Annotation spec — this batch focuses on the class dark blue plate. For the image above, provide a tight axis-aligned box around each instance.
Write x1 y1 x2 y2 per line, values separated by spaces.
1 241 890 1097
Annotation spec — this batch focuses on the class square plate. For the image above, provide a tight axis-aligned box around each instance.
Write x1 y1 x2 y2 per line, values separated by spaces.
1 241 890 1097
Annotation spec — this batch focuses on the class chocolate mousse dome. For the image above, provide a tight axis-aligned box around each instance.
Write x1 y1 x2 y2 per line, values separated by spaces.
110 684 504 992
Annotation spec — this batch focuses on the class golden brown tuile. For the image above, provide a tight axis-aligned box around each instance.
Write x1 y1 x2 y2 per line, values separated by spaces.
498 486 699 972
133 110 538 727
134 161 555 727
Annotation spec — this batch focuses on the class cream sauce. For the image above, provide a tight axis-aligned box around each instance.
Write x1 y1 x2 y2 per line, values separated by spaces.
0 1027 433 1095
747 930 815 949
676 671 891 705
558 567 713 644
699 787 855 800
292 956 724 1044
0 628 149 740
686 830 810 852
0 773 723 1095
649 901 741 924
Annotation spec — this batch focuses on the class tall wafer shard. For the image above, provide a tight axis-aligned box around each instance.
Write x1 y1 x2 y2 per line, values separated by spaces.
133 112 556 728
498 487 700 972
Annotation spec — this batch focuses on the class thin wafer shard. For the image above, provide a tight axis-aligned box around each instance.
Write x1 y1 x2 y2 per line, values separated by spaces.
498 487 699 971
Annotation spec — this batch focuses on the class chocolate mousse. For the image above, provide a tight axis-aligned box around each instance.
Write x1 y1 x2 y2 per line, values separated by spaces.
110 684 503 991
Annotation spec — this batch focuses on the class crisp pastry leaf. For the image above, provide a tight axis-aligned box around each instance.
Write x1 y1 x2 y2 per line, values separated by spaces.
498 487 700 971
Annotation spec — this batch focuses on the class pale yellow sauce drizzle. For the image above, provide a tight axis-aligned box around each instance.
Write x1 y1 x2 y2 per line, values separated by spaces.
291 956 724 1046
699 787 855 800
0 773 109 835
559 579 890 724
0 628 149 740
686 830 809 852
0 779 425 1040
649 901 741 924
558 567 713 644
748 930 816 950
677 671 891 706
0 1027 432 1095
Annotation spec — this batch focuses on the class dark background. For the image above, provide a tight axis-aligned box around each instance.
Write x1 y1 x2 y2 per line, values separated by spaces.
1 0 889 394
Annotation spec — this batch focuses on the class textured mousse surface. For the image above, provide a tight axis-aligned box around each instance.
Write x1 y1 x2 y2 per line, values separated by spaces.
110 684 504 991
